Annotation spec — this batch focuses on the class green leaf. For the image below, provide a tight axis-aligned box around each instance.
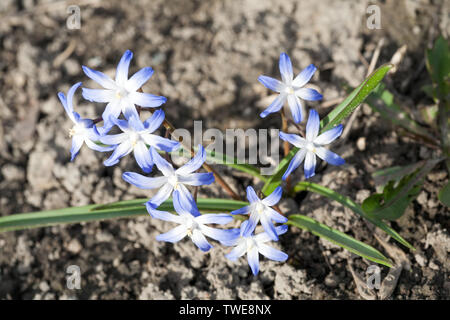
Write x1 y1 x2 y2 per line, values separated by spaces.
438 181 450 207
0 198 248 233
372 162 423 187
320 63 393 133
362 158 441 220
426 36 450 99
287 215 393 267
291 181 415 250
262 64 393 195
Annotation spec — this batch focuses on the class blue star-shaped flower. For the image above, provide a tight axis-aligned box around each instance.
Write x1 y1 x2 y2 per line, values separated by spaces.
82 50 166 126
258 52 322 123
147 191 239 252
279 109 345 179
122 145 214 209
58 82 114 161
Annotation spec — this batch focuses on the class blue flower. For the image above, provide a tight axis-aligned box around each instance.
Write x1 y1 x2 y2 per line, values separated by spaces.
258 53 322 123
225 221 288 276
82 50 166 126
231 186 287 241
58 82 115 161
122 145 215 208
147 191 239 252
279 109 345 180
100 110 179 172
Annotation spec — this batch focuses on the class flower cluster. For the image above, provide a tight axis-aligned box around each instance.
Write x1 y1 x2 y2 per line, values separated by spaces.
259 53 345 179
59 50 344 276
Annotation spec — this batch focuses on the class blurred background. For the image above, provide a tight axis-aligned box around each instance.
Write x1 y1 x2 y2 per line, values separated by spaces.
0 0 448 299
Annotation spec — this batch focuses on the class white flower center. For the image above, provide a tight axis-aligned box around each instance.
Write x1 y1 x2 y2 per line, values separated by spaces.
129 131 140 147
115 87 129 99
69 124 85 137
305 141 316 153
185 217 199 237
246 237 257 252
284 86 295 95
255 202 266 215
168 174 179 189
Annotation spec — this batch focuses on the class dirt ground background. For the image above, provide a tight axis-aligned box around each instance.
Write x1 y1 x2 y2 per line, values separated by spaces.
0 0 449 299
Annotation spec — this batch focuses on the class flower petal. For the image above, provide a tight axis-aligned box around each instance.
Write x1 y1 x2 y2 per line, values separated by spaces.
156 224 187 243
260 93 287 118
144 134 180 152
246 186 260 203
101 100 122 127
247 247 260 275
292 64 317 87
261 186 282 206
82 66 117 89
230 205 251 216
314 124 343 145
146 205 183 224
175 145 206 175
200 225 238 244
174 185 200 217
306 109 320 141
103 140 133 167
314 147 345 166
143 109 165 133
122 171 167 189
133 141 153 173
287 94 303 123
279 132 307 148
266 207 288 223
258 243 288 262
128 92 167 108
225 242 247 261
255 225 288 243
172 188 197 217
70 135 84 161
147 183 174 208
82 88 114 103
115 50 133 86
125 67 154 92
196 213 233 225
258 75 283 92
191 229 213 252
282 148 307 180
178 172 214 186
84 138 115 153
296 88 323 101
304 151 317 179
260 214 278 241
99 133 128 145
150 147 175 176
242 210 260 237
279 53 293 83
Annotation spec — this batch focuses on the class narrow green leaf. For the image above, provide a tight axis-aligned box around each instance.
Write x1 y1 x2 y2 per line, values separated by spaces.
287 215 393 267
438 181 450 207
363 158 441 220
320 63 393 133
291 181 415 250
262 64 393 195
0 198 248 233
